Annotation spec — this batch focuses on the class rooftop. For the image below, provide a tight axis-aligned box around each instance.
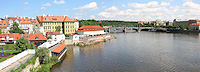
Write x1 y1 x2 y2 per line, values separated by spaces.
76 25 104 32
51 44 67 53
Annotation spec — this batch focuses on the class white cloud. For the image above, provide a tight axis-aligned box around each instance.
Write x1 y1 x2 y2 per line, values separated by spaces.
183 0 192 2
169 0 173 2
95 1 200 21
104 6 119 12
89 15 95 19
160 2 170 6
42 3 51 6
23 2 29 4
53 0 66 4
182 2 200 9
40 7 47 9
75 13 84 15
23 7 29 10
75 16 82 19
128 1 158 9
122 4 126 7
73 2 99 10
101 2 105 4
101 6 106 9
66 9 69 11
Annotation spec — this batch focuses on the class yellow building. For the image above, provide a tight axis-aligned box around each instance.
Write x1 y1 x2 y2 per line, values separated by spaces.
37 14 79 34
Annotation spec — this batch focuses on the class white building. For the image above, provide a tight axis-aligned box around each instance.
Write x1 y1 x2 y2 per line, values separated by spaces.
46 31 65 41
76 25 106 36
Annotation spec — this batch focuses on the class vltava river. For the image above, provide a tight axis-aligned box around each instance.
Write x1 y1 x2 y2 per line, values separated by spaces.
52 32 200 71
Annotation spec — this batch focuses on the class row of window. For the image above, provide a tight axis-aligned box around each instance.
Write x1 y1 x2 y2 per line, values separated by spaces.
66 30 75 32
44 26 75 29
66 26 74 28
43 22 73 25
43 22 61 25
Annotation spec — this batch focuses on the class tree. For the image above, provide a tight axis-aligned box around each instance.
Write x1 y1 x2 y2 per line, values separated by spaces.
196 27 199 30
15 37 29 51
55 26 61 31
179 24 185 30
9 22 24 34
193 27 196 30
32 25 41 33
0 27 2 34
186 26 190 30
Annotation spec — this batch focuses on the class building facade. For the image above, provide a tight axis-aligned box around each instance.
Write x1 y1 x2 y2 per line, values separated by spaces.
37 14 79 34
76 25 105 36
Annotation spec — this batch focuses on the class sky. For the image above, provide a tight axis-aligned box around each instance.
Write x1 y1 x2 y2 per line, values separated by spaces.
0 0 200 21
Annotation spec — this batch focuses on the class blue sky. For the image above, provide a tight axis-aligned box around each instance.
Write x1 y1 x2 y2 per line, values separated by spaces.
1 0 200 21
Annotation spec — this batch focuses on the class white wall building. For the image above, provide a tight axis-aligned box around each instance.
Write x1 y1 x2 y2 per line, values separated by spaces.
46 31 65 41
76 25 106 36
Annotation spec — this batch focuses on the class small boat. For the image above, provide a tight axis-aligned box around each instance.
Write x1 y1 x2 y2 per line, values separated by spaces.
110 29 123 33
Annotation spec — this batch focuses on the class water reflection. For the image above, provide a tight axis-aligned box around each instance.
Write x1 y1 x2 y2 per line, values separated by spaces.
52 32 200 71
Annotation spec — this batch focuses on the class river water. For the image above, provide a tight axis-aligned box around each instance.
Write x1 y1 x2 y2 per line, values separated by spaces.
52 32 200 71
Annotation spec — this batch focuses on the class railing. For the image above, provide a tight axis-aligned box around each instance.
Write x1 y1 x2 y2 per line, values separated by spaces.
0 49 35 70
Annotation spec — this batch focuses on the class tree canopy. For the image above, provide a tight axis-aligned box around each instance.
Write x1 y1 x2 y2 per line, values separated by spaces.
9 22 25 34
32 25 41 33
55 26 61 31
15 37 35 52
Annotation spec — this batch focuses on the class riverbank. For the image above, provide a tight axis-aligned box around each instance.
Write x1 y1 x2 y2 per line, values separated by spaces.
76 35 116 46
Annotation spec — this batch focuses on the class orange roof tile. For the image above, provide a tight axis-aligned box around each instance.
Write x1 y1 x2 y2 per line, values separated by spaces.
51 44 67 53
7 17 17 21
0 20 8 27
37 15 78 22
29 33 47 40
37 16 64 22
189 23 200 25
76 25 104 32
30 19 39 25
46 31 60 35
68 34 76 36
0 33 47 41
63 16 78 22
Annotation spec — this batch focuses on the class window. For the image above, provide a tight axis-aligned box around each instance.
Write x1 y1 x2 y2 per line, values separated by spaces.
45 18 48 21
35 37 38 39
53 19 57 21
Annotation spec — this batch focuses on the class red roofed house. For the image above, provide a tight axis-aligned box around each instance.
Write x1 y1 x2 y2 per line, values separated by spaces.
0 19 9 33
0 33 47 45
189 23 200 30
76 25 106 36
46 31 65 41
51 44 67 59
37 14 79 34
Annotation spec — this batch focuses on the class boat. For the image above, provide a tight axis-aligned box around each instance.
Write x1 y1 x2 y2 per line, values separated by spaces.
110 29 123 33
126 29 137 33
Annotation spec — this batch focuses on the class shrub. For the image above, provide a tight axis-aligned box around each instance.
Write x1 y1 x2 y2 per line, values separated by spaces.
5 44 16 50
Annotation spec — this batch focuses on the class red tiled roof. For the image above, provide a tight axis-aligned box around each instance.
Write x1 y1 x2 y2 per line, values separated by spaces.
0 33 47 41
63 16 78 22
189 19 200 22
189 23 200 25
7 17 17 21
68 34 76 36
51 44 67 53
29 33 47 40
46 31 60 35
0 20 8 27
37 15 78 22
76 25 104 32
30 19 39 25
18 17 33 24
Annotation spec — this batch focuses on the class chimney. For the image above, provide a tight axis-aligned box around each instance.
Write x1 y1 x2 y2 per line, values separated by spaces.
42 14 45 17
63 15 66 18
15 16 17 18
32 17 34 19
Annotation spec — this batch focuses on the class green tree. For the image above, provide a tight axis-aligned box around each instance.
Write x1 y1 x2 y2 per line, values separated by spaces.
36 48 50 64
9 22 24 34
186 26 190 30
179 24 185 30
55 26 61 31
0 27 2 34
193 27 196 30
15 37 29 51
196 27 199 30
32 25 41 33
